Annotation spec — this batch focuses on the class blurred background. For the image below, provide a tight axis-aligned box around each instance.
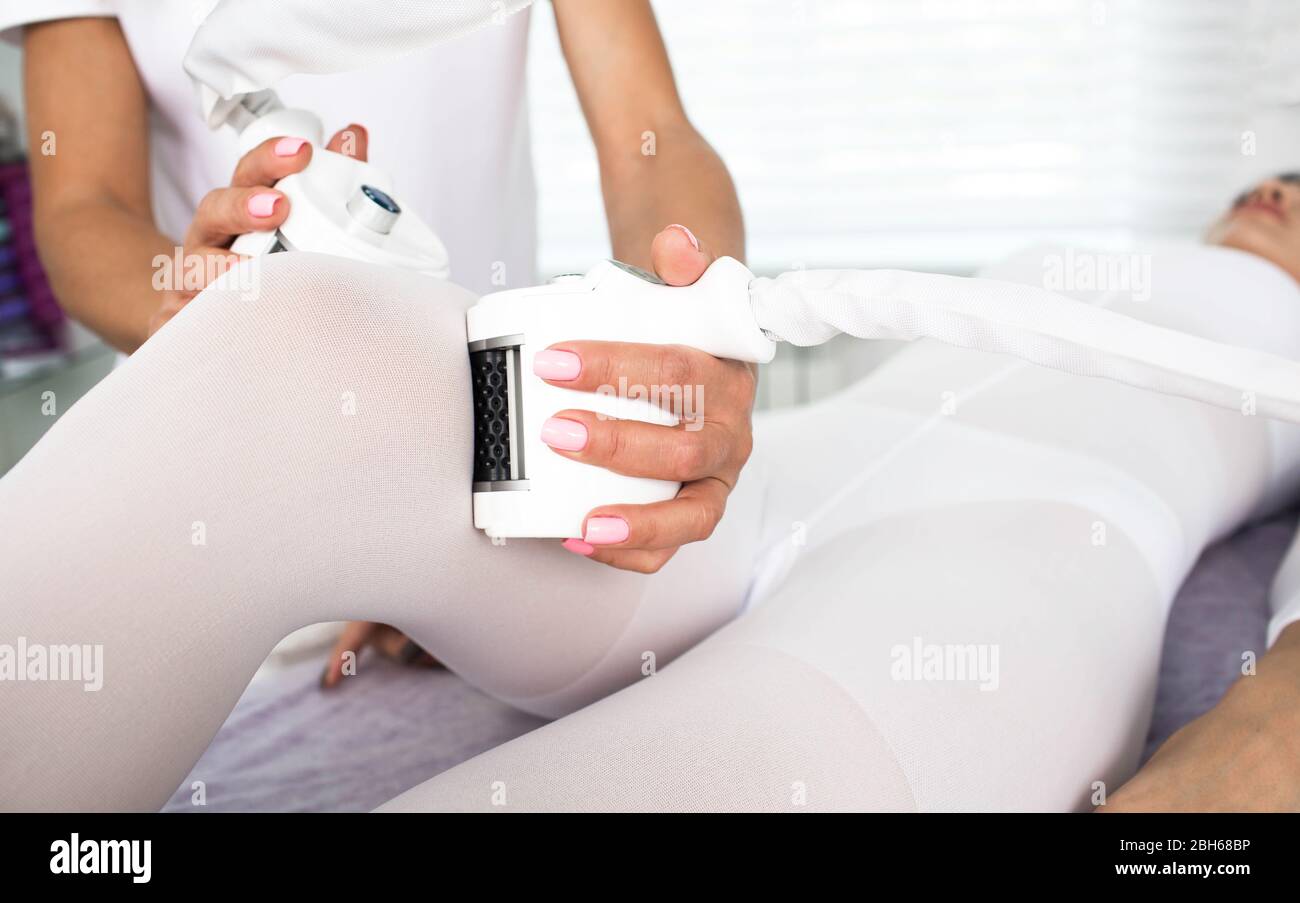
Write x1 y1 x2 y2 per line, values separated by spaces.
0 0 1298 473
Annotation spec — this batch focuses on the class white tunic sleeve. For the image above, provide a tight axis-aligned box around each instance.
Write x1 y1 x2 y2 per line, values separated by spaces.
0 0 115 45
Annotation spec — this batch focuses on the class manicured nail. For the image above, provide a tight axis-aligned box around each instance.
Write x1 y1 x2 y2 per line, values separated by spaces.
667 223 700 251
584 516 629 545
274 136 307 157
533 349 581 381
540 417 587 451
562 538 595 556
248 192 280 217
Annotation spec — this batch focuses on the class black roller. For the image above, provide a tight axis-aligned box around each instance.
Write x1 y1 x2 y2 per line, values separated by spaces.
470 348 513 483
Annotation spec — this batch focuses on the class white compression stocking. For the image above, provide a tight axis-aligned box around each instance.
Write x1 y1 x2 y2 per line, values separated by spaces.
3 244 1300 812
0 253 762 811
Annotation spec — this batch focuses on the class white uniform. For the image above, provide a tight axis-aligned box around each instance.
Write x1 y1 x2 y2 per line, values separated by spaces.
0 0 538 293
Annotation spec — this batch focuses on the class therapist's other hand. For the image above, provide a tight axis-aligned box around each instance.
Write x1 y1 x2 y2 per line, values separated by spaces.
537 224 757 574
146 124 370 338
1100 623 1300 811
320 620 440 690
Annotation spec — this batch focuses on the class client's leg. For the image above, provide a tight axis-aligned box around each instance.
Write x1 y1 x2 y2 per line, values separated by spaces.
378 243 1296 812
378 500 1164 811
0 253 761 811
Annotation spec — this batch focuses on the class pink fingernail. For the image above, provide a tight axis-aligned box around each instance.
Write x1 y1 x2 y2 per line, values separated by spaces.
248 192 280 217
540 417 587 451
667 224 700 251
562 538 595 556
533 349 581 381
274 136 307 157
584 516 629 545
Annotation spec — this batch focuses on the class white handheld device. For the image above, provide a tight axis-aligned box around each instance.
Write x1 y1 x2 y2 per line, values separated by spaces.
221 92 450 278
467 257 775 539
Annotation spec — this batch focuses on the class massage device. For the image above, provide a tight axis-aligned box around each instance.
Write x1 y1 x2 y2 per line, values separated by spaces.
219 90 449 278
467 257 775 539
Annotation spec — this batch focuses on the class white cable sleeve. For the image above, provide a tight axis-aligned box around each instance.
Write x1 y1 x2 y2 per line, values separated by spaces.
750 268 1300 424
183 0 534 123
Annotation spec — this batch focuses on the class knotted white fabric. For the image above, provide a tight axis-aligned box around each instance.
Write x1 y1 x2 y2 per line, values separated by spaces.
750 267 1300 424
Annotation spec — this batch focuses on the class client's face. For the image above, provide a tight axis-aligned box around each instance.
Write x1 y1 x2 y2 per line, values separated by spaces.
1207 174 1300 282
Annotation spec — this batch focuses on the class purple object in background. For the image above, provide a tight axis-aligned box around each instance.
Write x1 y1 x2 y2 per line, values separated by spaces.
0 296 29 323
0 160 62 354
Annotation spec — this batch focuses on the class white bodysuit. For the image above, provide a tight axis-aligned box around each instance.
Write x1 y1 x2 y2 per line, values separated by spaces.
2 243 1300 811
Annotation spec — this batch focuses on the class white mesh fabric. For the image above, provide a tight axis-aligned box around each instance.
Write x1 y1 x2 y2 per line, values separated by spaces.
184 0 534 119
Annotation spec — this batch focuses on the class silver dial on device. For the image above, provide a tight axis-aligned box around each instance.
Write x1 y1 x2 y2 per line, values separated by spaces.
346 184 402 235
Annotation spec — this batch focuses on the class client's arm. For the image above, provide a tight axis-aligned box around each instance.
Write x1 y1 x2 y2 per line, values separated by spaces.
1103 622 1300 811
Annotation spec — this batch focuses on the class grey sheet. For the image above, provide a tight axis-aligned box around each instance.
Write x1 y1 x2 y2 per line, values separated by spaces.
164 510 1300 812
163 660 546 812
1142 509 1298 759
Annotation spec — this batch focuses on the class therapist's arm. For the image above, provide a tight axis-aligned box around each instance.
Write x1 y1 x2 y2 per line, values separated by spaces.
541 1 754 574
23 18 173 352
24 18 324 353
554 0 744 271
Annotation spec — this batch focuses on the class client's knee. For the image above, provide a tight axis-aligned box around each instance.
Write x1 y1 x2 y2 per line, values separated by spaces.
199 252 476 367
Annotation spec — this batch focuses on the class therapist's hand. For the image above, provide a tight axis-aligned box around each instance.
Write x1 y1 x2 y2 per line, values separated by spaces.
146 124 370 338
537 224 758 574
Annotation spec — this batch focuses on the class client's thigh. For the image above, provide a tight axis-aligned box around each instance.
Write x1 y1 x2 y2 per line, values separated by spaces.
378 501 1165 811
0 253 755 810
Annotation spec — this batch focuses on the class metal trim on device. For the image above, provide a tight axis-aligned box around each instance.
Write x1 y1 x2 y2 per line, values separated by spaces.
473 479 531 492
468 333 525 353
503 343 524 482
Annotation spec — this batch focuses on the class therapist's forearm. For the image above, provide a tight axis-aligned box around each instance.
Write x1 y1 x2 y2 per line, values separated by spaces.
599 120 744 269
26 18 168 354
35 201 174 354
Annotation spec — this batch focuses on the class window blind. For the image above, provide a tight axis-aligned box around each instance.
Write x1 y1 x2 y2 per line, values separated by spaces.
527 0 1290 276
